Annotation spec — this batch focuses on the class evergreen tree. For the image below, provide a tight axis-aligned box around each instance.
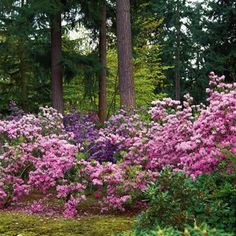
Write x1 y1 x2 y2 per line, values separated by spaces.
0 0 51 112
152 0 194 100
203 0 236 81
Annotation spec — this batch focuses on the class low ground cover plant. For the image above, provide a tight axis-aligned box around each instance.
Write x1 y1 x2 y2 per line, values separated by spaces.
117 224 234 236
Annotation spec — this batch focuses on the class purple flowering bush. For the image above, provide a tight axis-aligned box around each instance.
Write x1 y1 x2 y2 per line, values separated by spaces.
88 110 146 163
0 72 236 217
63 111 99 145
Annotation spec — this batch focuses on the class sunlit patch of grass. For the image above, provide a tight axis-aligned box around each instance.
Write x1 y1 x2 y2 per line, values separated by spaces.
0 211 134 236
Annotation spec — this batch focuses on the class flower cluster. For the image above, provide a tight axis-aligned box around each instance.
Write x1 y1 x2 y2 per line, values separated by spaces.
76 160 155 211
179 73 236 177
63 111 99 145
0 107 79 216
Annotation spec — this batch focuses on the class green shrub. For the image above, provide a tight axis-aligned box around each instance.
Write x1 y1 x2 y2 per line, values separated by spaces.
136 169 202 230
136 168 236 233
193 173 236 232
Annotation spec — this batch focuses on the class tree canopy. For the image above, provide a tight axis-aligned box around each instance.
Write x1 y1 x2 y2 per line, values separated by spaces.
0 0 235 116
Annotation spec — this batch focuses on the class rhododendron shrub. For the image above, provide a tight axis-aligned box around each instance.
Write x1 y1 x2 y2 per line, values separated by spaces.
63 111 99 145
179 73 236 177
7 100 25 121
0 73 236 216
76 160 156 211
88 111 145 163
134 95 194 172
0 107 79 216
124 73 236 179
64 109 147 164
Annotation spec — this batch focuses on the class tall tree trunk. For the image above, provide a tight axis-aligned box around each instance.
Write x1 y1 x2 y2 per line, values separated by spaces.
51 11 64 114
116 0 135 110
175 0 181 100
19 56 28 111
98 4 107 125
20 0 27 111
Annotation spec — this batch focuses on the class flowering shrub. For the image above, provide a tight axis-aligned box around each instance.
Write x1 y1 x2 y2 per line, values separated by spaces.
88 110 146 163
179 73 236 177
0 72 236 217
122 72 236 179
76 160 155 211
0 107 79 217
64 109 146 164
7 100 25 121
63 111 99 145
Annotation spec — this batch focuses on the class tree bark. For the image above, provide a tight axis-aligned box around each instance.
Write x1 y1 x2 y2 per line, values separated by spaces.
20 0 28 111
175 0 181 100
116 0 135 110
98 4 107 125
51 11 64 114
19 56 28 111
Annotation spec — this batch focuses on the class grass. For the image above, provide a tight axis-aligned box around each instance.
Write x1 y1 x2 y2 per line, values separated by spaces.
0 211 134 236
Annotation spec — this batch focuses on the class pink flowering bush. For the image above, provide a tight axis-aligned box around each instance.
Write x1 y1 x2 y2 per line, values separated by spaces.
75 160 155 211
0 107 79 216
122 72 236 179
127 95 194 172
31 200 44 213
179 73 236 177
0 72 235 216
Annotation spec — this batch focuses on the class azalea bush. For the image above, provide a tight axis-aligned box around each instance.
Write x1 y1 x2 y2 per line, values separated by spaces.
67 72 236 213
0 107 81 217
0 72 236 218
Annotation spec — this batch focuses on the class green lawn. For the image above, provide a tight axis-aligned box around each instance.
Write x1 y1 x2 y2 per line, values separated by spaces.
0 212 134 236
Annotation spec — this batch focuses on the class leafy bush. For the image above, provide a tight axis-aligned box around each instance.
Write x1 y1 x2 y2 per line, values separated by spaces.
194 150 236 233
136 168 236 233
0 107 82 217
136 169 203 230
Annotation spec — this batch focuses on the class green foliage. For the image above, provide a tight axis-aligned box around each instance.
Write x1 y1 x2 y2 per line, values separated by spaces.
136 168 236 233
106 48 166 116
148 0 197 99
0 0 235 114
136 169 202 230
0 0 102 114
0 0 51 112
63 46 101 113
193 174 236 233
202 0 236 82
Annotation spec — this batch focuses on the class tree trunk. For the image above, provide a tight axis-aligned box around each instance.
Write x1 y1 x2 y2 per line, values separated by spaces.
175 0 181 100
98 4 107 125
51 11 64 114
19 56 28 111
20 0 28 111
116 0 135 110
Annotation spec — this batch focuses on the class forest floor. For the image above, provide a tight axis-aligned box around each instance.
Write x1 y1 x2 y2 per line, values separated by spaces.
0 193 135 236
0 211 134 236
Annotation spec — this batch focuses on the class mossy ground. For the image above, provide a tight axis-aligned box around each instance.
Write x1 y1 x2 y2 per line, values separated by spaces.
0 211 134 236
